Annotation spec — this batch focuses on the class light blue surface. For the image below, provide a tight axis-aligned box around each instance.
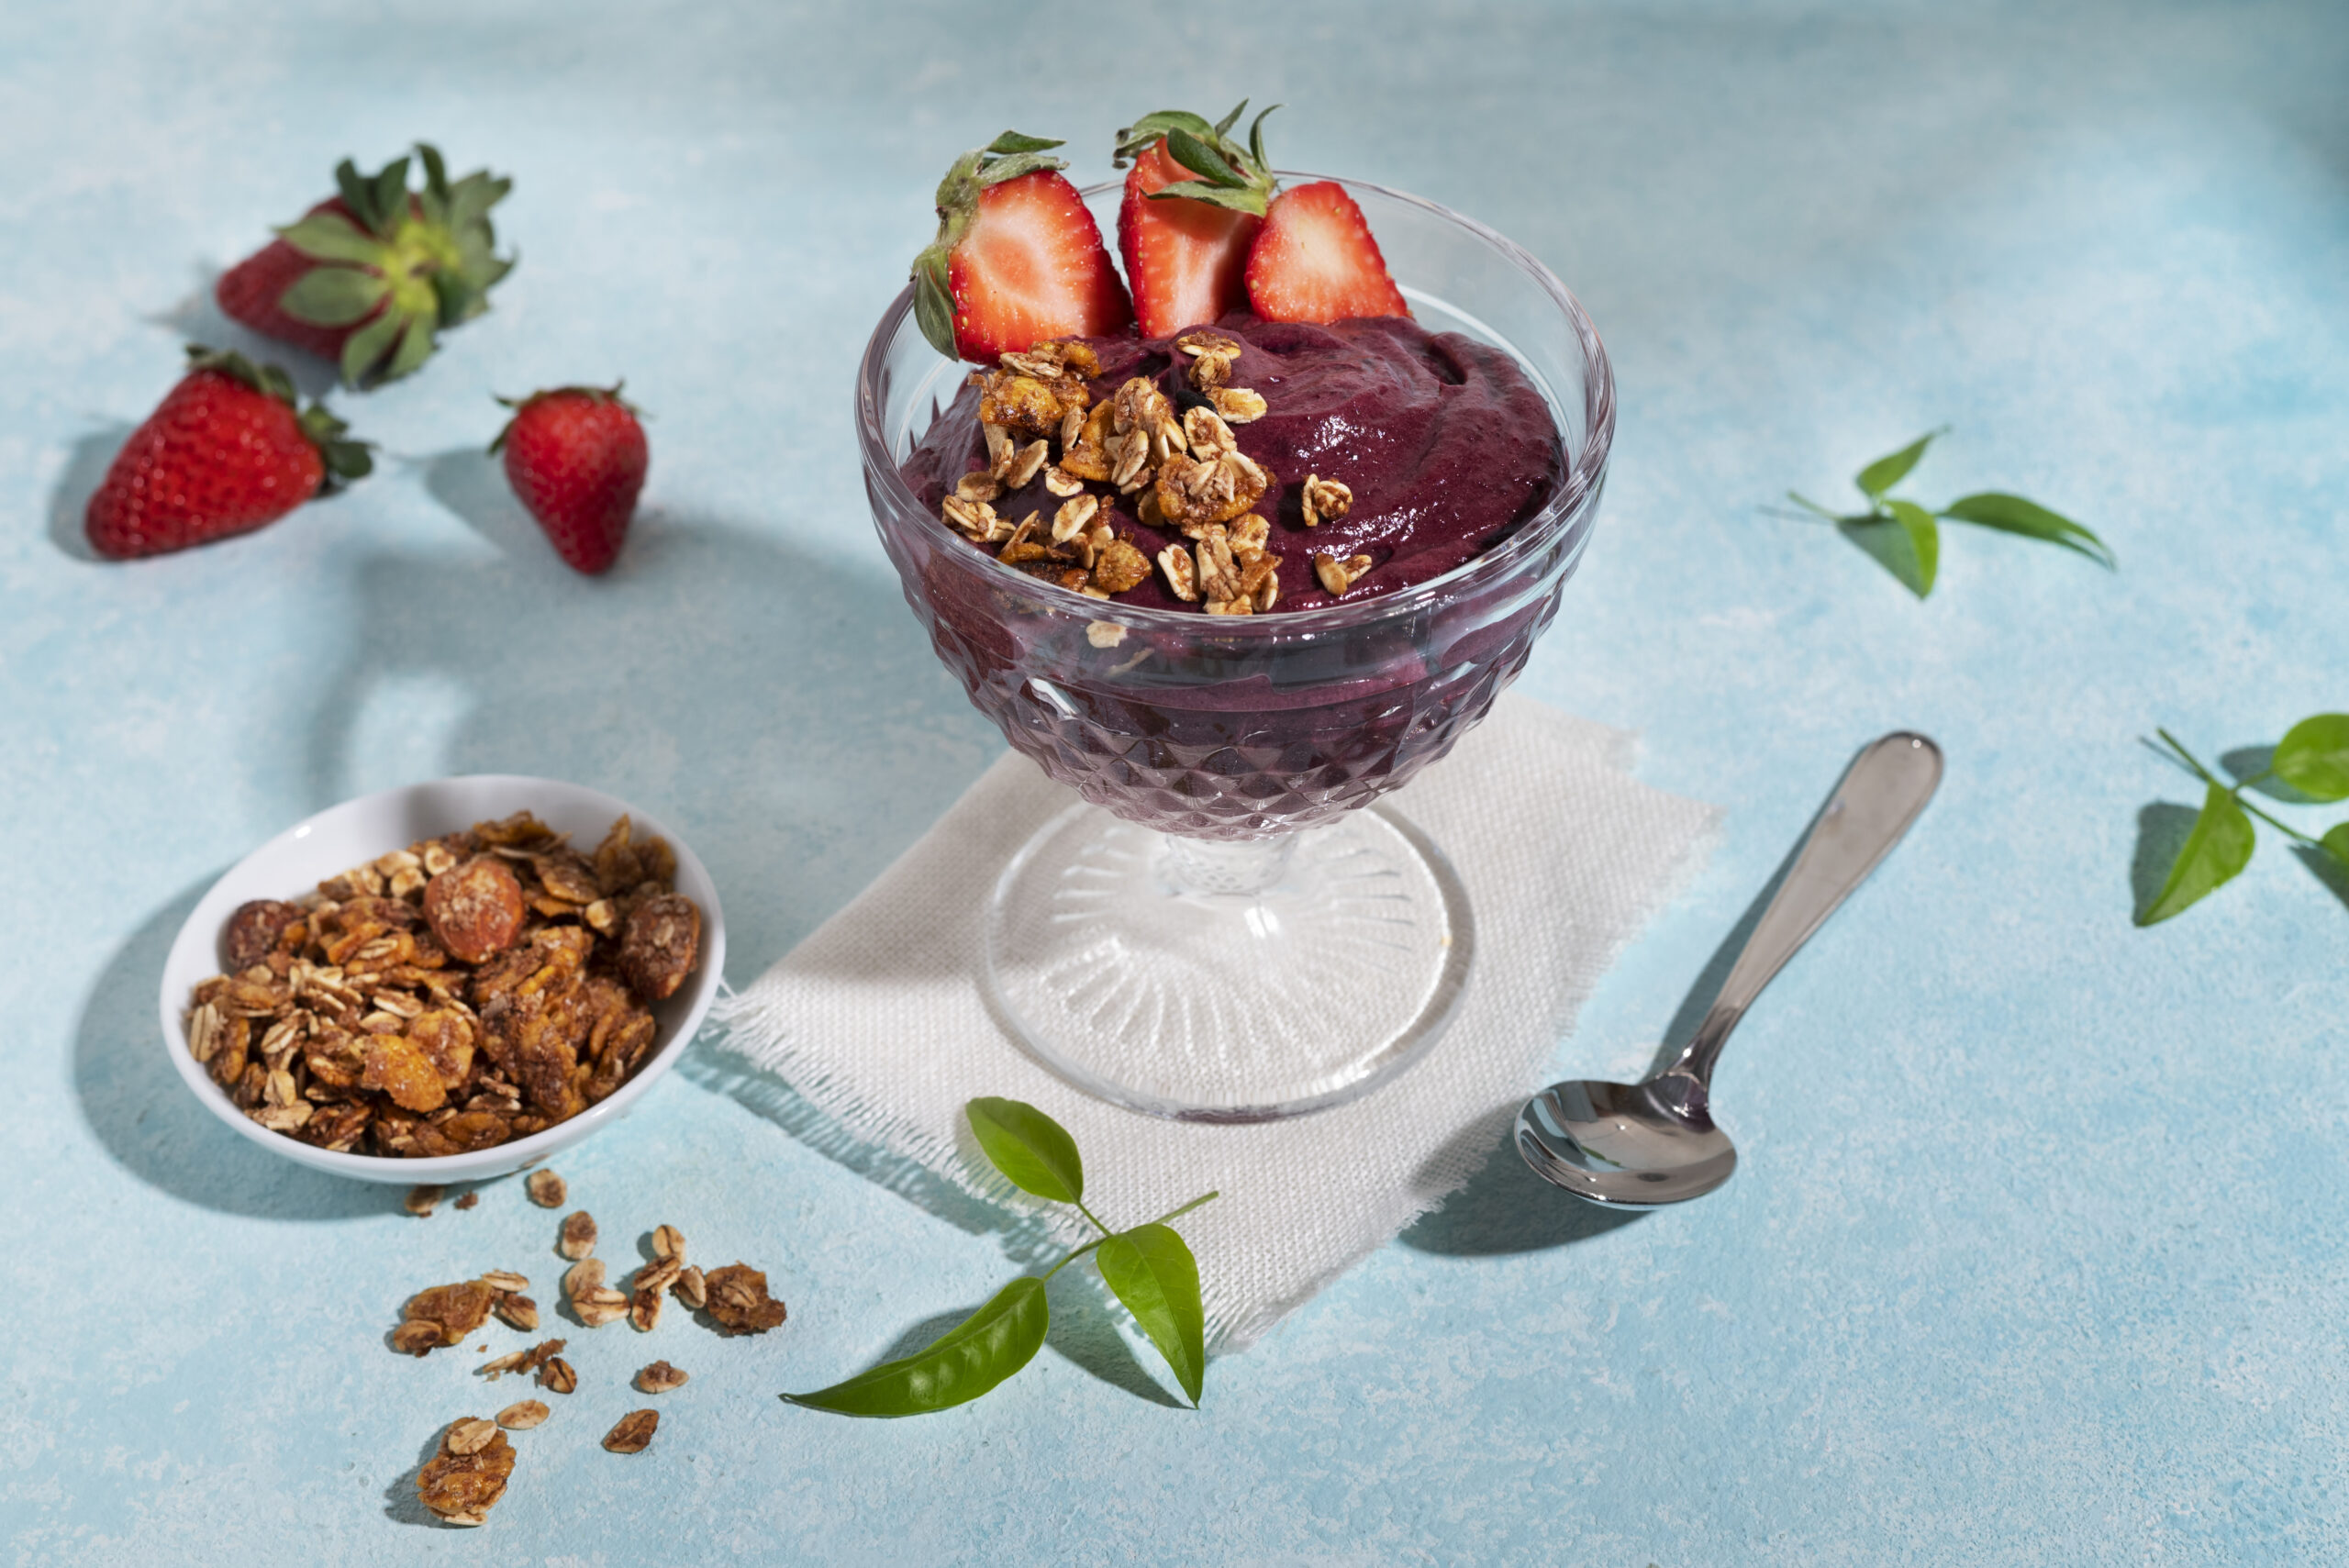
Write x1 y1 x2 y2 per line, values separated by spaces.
5 2 2346 1562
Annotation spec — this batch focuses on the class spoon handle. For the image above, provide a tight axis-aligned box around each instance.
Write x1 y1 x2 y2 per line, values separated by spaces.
1677 732 1943 1085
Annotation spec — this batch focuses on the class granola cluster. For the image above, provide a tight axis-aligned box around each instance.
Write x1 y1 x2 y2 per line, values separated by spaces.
184 812 702 1158
938 332 1380 616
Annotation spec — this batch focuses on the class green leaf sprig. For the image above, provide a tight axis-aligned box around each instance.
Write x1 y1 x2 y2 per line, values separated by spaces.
1112 100 1281 217
785 1097 1219 1415
2137 715 2349 925
1787 429 2112 598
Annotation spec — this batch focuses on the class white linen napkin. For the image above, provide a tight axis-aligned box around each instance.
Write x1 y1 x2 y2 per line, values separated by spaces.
713 693 1717 1350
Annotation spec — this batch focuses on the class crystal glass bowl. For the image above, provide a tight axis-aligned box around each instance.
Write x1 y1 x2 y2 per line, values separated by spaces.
859 174 1613 1120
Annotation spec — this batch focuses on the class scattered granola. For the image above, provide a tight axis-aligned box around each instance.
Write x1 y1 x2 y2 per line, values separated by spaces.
559 1211 598 1261
603 1409 660 1455
539 1356 578 1395
673 1265 707 1310
493 1293 540 1332
637 1361 688 1394
1300 474 1353 528
703 1263 787 1336
397 1280 497 1355
495 1399 550 1430
525 1170 566 1207
417 1419 516 1526
651 1225 685 1261
182 812 701 1157
454 1192 479 1210
446 1418 498 1456
405 1184 443 1217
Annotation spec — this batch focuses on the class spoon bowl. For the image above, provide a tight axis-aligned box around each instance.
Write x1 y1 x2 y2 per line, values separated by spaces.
1516 731 1943 1207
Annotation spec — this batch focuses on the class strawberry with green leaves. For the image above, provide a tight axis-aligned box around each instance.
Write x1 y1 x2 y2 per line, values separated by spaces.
84 346 371 560
1113 102 1280 338
491 385 649 575
910 132 1131 362
215 144 514 385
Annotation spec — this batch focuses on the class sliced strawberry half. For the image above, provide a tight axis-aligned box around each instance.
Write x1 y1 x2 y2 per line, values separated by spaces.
911 132 1131 362
1112 103 1280 338
1245 181 1411 326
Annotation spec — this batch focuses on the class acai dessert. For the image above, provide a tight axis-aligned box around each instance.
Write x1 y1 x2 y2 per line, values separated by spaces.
870 106 1604 837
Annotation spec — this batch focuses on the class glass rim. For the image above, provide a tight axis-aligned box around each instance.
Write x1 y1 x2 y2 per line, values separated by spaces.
854 171 1616 637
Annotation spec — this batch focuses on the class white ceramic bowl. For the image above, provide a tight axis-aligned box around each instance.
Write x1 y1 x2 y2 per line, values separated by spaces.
159 775 726 1184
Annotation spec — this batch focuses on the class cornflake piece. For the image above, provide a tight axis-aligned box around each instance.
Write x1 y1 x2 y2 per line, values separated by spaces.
539 1356 578 1395
603 1410 660 1455
1091 539 1152 595
446 1418 498 1456
1301 474 1353 528
559 1212 597 1261
524 1169 566 1208
636 1361 688 1394
496 1399 550 1430
673 1266 707 1310
704 1263 787 1336
405 1184 444 1218
651 1225 685 1262
417 1420 515 1526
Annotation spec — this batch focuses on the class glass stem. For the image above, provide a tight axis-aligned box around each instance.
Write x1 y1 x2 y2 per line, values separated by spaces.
1160 831 1297 897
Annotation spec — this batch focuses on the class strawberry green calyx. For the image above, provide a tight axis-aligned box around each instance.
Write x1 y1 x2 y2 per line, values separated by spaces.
183 344 373 487
272 142 516 385
1113 101 1281 217
487 384 640 454
909 131 1071 359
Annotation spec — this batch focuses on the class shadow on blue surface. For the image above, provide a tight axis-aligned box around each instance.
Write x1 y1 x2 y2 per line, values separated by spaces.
2131 801 2199 922
69 877 395 1220
381 1425 455 1530
147 262 342 401
43 423 127 562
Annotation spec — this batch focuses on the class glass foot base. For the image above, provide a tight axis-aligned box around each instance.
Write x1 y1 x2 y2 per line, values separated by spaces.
982 803 1476 1121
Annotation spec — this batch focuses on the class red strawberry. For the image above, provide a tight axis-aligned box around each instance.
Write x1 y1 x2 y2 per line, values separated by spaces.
84 346 371 560
1245 181 1411 326
491 385 648 575
911 132 1130 362
1113 105 1279 338
216 143 514 385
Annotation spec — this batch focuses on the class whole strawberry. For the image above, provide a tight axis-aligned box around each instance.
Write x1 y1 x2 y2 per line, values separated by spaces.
215 143 514 385
84 346 372 560
491 385 648 574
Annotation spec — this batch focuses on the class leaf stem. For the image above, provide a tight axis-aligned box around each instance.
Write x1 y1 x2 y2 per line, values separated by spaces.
1042 1237 1108 1282
1074 1200 1114 1237
1785 491 1845 522
1039 1193 1219 1283
1149 1191 1220 1227
2152 730 2321 847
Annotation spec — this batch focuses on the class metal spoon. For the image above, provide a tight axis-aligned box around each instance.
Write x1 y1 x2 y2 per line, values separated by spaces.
1516 731 1943 1207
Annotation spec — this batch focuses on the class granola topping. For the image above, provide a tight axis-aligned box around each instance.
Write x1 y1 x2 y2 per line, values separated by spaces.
703 1262 787 1336
495 1399 550 1430
417 1419 515 1525
1300 473 1353 528
603 1409 659 1455
1313 551 1376 597
636 1360 689 1394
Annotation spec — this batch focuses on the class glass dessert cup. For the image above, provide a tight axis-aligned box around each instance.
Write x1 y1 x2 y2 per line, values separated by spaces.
859 174 1614 1121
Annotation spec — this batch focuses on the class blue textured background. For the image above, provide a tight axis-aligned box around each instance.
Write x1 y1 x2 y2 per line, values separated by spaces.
6 2 2346 1562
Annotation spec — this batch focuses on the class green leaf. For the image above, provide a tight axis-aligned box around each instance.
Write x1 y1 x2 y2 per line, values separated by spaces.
417 141 450 203
911 251 958 360
1114 110 1219 164
985 129 1063 155
965 1096 1084 1205
384 311 437 380
1247 104 1282 172
278 266 390 327
1165 127 1248 188
972 150 1067 188
1212 100 1249 138
2323 822 2349 866
337 308 403 385
2137 783 2255 926
1146 180 1269 216
273 211 390 265
332 158 378 232
1854 429 1939 500
1939 492 2114 569
369 155 412 231
1884 500 1941 595
2272 714 2349 803
1096 1224 1207 1407
785 1276 1048 1417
